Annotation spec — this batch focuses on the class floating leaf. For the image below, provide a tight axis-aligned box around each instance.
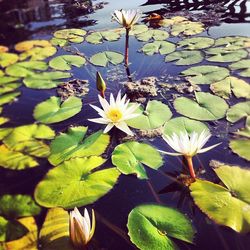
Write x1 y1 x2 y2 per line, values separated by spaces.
0 70 3 76
39 208 74 250
206 48 248 62
111 141 163 179
229 139 250 161
0 46 9 53
48 126 109 166
0 144 38 170
159 16 187 27
34 156 120 208
50 37 68 47
53 29 86 44
141 41 175 56
127 204 195 250
23 71 71 89
0 77 21 95
234 117 250 138
0 91 21 106
129 25 149 35
174 92 229 121
190 164 250 232
86 30 121 44
178 37 214 50
0 195 41 219
229 59 250 77
163 117 208 136
0 117 9 126
171 21 204 36
0 53 18 68
19 46 57 61
210 77 250 99
181 66 230 85
6 61 48 77
126 100 172 130
89 51 124 67
214 36 250 50
165 50 204 65
15 40 52 51
136 30 169 42
33 96 82 124
226 101 250 123
49 55 86 71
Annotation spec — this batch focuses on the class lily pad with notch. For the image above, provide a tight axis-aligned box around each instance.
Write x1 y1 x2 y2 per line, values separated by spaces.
229 139 250 161
0 91 21 106
86 30 121 44
53 29 87 45
229 59 250 77
226 101 250 123
135 30 169 42
89 51 124 67
141 41 176 56
171 21 204 36
0 53 19 68
178 37 214 50
214 36 250 50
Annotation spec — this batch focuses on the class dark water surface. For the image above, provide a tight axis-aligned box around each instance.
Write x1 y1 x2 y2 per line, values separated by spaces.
0 0 250 249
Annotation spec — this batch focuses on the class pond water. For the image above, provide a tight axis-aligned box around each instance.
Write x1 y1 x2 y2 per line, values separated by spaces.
0 0 250 250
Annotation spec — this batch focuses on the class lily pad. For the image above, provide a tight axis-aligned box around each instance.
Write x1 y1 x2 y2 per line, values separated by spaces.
159 16 188 27
33 96 82 124
86 30 121 44
50 37 68 47
206 48 248 63
126 100 172 130
0 195 41 219
229 139 250 161
210 77 250 99
23 71 71 89
0 80 21 95
214 36 250 50
89 51 124 67
190 164 250 232
39 208 74 250
178 37 214 50
136 30 169 42
226 101 250 123
48 126 109 166
19 46 57 61
171 21 204 36
0 144 38 170
181 66 230 85
129 25 149 35
163 117 208 136
111 141 163 179
0 117 9 126
15 40 52 51
141 41 176 56
0 46 9 53
0 53 18 68
174 92 229 121
165 50 204 65
53 29 86 44
34 156 120 208
127 204 195 250
49 55 86 71
229 59 250 77
0 91 21 106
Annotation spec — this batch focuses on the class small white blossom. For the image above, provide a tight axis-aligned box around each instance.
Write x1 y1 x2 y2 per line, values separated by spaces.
88 91 139 136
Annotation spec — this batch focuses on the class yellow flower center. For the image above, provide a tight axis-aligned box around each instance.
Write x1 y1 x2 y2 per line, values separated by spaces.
107 108 123 122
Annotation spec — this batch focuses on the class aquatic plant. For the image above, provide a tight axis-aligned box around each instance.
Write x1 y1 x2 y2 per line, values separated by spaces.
88 91 140 135
96 72 106 98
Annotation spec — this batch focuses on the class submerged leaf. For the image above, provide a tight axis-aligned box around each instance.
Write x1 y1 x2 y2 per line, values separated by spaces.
89 51 124 67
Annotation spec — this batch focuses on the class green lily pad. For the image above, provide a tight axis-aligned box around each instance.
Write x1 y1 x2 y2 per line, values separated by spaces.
190 164 250 232
0 81 21 95
205 48 248 63
178 37 215 50
129 25 149 35
226 101 250 123
6 61 48 77
48 126 109 166
214 36 250 50
23 71 71 89
39 208 74 250
111 141 163 179
174 92 229 121
229 59 250 77
163 117 208 136
53 29 86 44
49 55 86 71
165 50 204 65
181 65 230 85
33 96 82 124
0 53 18 68
126 100 172 130
159 16 187 27
0 70 3 76
89 51 124 67
19 46 57 61
0 195 41 219
171 21 204 36
34 156 120 208
50 37 68 47
0 91 21 106
210 77 250 99
86 30 121 44
0 117 9 126
229 139 250 161
0 144 38 170
127 204 195 250
15 40 52 51
136 30 169 42
234 117 250 138
141 41 176 56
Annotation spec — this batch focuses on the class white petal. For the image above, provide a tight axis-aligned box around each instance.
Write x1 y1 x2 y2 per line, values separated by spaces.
98 95 110 112
158 150 182 156
115 121 134 136
88 118 109 124
198 142 222 154
103 123 114 133
84 209 91 236
89 104 106 117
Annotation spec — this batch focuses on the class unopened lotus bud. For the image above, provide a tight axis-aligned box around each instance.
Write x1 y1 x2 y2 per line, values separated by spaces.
96 72 106 98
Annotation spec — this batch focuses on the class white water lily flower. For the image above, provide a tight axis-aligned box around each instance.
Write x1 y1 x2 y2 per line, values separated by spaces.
69 207 96 248
88 91 140 136
161 130 221 157
112 9 142 29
